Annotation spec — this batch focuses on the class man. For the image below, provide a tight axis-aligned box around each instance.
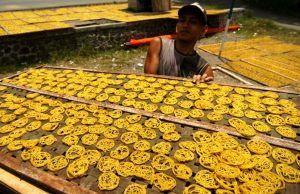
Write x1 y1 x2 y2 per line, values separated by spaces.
144 2 214 83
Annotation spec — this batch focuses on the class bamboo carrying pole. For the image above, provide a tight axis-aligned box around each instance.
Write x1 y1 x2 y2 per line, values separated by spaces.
218 0 236 57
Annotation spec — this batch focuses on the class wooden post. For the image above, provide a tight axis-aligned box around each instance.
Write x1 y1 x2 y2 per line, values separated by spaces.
128 0 152 12
151 0 171 12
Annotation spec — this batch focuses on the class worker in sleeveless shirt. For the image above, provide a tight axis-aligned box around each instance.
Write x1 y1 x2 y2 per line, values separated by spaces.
144 2 214 83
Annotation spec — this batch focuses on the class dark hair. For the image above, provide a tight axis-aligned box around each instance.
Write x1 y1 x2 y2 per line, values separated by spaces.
178 4 207 25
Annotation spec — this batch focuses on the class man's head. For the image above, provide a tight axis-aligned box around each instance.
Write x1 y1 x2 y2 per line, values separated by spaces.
178 2 207 26
176 2 208 41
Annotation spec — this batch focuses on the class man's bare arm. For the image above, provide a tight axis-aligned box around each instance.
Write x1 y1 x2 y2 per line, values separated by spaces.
144 37 161 74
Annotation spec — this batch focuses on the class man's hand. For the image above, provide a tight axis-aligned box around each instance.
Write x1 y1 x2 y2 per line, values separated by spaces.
192 73 214 83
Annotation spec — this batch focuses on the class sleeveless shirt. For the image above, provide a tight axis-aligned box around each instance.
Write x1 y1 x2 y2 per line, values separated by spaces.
157 38 209 78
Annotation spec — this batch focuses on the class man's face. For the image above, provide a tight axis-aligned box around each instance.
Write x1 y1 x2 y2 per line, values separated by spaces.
176 14 207 41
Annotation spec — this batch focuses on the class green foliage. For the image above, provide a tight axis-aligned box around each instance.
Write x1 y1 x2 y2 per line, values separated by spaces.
241 0 300 17
233 11 300 44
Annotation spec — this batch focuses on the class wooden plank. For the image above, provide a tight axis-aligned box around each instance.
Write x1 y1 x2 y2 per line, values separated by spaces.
0 151 98 194
0 167 49 194
1 82 299 151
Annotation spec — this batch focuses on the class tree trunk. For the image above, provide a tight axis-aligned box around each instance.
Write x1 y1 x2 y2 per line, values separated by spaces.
151 0 171 12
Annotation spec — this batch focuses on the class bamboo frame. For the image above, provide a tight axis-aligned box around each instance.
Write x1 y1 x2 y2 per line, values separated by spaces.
242 59 299 82
0 151 97 194
1 82 299 151
42 65 300 94
0 65 45 82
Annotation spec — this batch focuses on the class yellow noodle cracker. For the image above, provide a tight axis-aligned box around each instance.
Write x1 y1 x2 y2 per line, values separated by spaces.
272 148 295 164
276 163 300 183
275 126 296 138
199 154 219 170
22 139 39 148
213 105 229 114
214 163 240 179
254 156 273 171
124 183 147 194
65 145 85 159
151 154 174 171
39 134 57 146
108 110 123 119
178 100 194 109
120 132 138 144
47 155 69 171
144 118 161 128
96 138 115 152
152 142 172 155
56 125 75 136
0 124 16 134
126 114 142 124
247 139 272 155
81 149 101 165
228 108 244 117
189 108 205 118
214 174 238 191
116 162 134 177
62 135 79 146
30 151 51 167
160 105 175 114
245 110 263 119
152 173 176 191
174 109 190 119
237 168 257 183
249 103 266 112
134 165 155 181
267 106 285 114
207 112 223 122
172 163 192 180
193 131 211 144
194 170 219 189
114 118 129 129
138 127 157 140
41 122 59 131
159 122 176 133
97 156 119 172
252 121 271 132
21 147 42 161
81 134 99 145
67 158 89 179
130 151 150 165
262 97 278 106
174 148 195 162
179 141 197 152
183 184 210 194
88 124 107 134
126 123 143 133
216 189 234 194
25 121 42 132
103 126 119 139
163 97 178 105
7 140 23 151
163 131 181 142
285 115 300 126
220 149 245 166
197 141 223 155
110 145 130 160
